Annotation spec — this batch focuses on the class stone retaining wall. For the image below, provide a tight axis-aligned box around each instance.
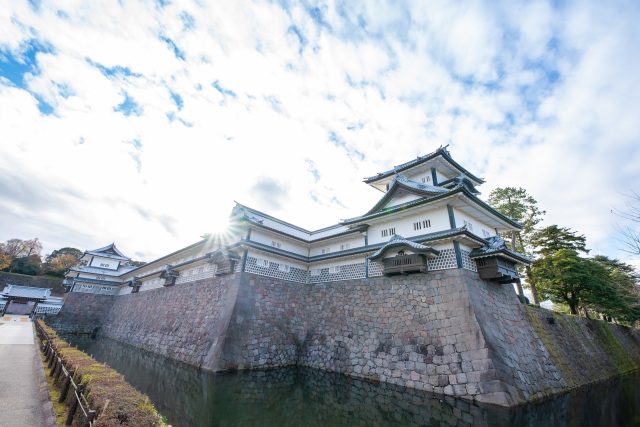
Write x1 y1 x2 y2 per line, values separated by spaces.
46 292 115 334
100 275 240 368
48 269 640 407
525 305 640 387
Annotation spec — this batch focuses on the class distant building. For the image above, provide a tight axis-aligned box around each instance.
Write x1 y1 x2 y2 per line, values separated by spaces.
0 285 63 316
63 243 136 295
65 146 530 295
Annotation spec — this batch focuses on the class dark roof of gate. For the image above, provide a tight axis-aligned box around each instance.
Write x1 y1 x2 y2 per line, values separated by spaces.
1 285 51 300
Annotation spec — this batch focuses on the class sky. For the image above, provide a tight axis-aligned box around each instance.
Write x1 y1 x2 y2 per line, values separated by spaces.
0 0 639 267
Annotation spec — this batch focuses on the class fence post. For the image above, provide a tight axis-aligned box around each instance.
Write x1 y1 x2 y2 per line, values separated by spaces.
53 359 64 384
47 348 56 368
59 369 74 403
65 384 84 426
85 410 97 427
50 356 59 376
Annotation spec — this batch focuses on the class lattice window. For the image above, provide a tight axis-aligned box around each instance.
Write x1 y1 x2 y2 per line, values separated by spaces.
308 262 366 283
460 249 478 272
428 248 458 270
368 260 384 277
278 264 290 272
244 256 308 283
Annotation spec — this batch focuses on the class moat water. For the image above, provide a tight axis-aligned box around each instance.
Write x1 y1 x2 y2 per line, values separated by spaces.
65 336 640 427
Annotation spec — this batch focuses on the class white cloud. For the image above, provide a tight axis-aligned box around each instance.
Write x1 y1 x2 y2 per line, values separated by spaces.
0 0 638 268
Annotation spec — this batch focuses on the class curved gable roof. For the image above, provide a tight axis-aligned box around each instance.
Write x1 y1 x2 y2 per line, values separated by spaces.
363 146 484 187
84 243 131 261
365 174 449 215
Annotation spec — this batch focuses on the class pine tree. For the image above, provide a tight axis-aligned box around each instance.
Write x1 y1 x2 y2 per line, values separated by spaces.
487 187 545 303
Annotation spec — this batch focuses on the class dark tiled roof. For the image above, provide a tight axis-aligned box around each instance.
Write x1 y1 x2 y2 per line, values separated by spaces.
469 236 532 264
1 285 50 300
342 186 523 229
365 174 450 216
363 146 484 184
369 235 440 261
396 175 449 194
84 243 131 261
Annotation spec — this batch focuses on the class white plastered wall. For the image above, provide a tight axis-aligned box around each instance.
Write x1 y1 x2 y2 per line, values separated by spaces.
308 235 364 257
249 229 308 256
367 206 451 245
452 208 495 239
89 257 119 270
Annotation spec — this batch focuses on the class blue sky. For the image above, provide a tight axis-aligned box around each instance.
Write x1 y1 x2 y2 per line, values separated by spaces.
0 0 639 267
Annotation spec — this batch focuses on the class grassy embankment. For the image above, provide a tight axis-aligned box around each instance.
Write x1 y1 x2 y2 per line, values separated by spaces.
36 320 169 427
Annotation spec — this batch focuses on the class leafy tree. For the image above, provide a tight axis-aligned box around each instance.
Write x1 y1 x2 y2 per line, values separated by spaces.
1 238 42 260
7 255 42 276
43 247 83 276
487 187 545 303
45 247 83 264
0 253 9 270
528 225 590 308
529 225 589 257
591 256 640 323
613 191 640 255
532 249 611 315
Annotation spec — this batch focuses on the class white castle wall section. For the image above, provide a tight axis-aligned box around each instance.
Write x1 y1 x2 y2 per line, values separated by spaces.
427 243 458 271
459 243 478 272
367 207 450 245
175 262 215 285
406 171 436 185
368 260 384 277
435 169 450 183
452 209 494 239
89 257 119 270
308 235 365 257
383 193 422 209
244 250 309 284
249 229 309 256
308 258 367 283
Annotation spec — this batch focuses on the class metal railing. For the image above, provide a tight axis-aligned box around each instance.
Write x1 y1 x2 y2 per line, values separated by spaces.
35 321 97 426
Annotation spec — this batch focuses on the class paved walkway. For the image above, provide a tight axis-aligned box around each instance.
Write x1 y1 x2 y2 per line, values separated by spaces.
0 315 56 427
